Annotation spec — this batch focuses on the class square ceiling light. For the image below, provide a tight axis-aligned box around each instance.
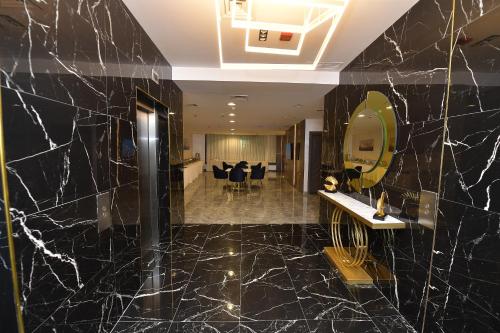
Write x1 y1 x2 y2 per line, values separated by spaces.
215 0 349 70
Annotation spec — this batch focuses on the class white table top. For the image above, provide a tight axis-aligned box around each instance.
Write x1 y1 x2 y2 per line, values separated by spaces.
225 168 251 173
318 190 406 230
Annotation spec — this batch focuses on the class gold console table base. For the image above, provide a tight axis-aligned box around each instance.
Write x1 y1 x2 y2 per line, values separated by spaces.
324 247 373 285
324 247 394 285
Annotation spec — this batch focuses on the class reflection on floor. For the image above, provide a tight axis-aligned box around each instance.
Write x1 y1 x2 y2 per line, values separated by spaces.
113 224 415 332
184 172 320 224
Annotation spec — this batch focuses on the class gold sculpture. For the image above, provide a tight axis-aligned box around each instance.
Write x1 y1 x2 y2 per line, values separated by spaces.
324 176 338 193
373 191 387 220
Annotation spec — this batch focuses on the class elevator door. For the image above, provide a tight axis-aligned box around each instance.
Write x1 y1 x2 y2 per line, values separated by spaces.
134 91 173 320
137 100 160 258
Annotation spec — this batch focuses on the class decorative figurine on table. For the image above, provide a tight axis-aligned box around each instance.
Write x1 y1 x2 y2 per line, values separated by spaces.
324 176 338 193
373 191 387 220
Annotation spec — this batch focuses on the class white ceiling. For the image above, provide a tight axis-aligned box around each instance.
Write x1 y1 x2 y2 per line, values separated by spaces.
180 81 332 135
123 0 418 135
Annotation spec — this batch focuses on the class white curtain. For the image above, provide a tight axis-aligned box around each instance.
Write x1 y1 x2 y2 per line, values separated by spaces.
207 135 276 162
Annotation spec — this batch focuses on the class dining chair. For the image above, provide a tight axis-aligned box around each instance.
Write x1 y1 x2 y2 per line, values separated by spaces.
229 167 246 191
222 161 233 170
250 166 266 187
212 165 228 187
236 161 248 169
250 162 262 170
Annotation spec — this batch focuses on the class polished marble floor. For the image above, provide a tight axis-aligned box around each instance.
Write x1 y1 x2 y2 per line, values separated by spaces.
184 172 320 224
113 224 415 332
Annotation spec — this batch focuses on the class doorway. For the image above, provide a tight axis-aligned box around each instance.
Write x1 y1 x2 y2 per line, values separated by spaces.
308 131 322 194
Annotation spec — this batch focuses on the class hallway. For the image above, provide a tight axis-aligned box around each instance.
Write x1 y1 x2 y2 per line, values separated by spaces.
184 173 319 225
113 223 413 332
2 0 499 332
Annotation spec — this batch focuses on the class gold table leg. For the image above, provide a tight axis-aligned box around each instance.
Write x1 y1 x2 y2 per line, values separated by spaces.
324 207 373 284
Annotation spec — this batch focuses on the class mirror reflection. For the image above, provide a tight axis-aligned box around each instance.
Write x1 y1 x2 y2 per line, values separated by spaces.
343 91 396 190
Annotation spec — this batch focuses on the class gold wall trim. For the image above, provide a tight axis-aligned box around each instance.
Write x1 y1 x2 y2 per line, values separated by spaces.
422 0 456 331
0 84 26 333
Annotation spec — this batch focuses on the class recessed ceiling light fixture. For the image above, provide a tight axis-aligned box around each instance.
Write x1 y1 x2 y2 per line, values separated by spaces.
230 128 235 131
228 113 236 117
227 102 236 106
229 120 236 123
215 0 350 69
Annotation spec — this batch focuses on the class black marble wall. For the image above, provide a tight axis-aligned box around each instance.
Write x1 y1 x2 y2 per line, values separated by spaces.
321 0 500 332
0 0 184 332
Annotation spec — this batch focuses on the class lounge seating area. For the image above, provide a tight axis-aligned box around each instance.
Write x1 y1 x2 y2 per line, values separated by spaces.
213 161 266 191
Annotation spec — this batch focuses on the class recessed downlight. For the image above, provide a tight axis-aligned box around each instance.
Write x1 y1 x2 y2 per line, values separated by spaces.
227 102 236 107
229 120 235 123
228 113 236 117
230 128 235 131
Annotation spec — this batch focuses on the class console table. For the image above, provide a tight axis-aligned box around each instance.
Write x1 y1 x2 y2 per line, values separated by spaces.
318 190 406 284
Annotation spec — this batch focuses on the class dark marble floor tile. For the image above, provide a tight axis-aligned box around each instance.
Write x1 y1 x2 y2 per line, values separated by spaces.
113 320 171 332
202 225 242 254
174 224 213 234
117 275 178 322
168 252 199 285
271 224 309 235
276 235 322 255
308 319 381 332
209 224 242 234
190 252 241 283
241 224 274 233
174 280 240 322
242 227 279 253
371 315 417 333
241 248 288 278
168 321 239 333
241 257 303 320
295 270 369 320
283 251 332 284
171 226 210 254
240 320 310 332
36 321 114 333
347 286 402 318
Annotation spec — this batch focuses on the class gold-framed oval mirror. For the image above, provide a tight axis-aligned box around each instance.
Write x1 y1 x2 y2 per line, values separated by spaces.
343 91 396 191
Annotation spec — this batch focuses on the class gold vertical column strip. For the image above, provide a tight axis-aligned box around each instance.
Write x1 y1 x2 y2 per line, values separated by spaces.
422 1 456 331
0 85 26 333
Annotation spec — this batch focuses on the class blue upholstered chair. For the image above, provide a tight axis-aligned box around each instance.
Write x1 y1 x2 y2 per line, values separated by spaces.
229 167 246 191
250 162 262 170
250 166 266 187
212 165 228 187
222 161 233 171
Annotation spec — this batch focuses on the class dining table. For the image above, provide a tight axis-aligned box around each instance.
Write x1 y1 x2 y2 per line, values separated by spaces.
225 168 251 174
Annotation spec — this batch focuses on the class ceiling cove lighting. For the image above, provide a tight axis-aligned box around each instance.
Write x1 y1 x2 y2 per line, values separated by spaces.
215 0 349 67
